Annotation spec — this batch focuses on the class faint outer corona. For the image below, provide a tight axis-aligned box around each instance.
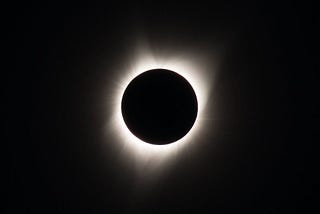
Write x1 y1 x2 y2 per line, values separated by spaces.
121 68 198 145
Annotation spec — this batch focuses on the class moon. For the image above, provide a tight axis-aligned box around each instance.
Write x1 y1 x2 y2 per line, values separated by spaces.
121 69 198 145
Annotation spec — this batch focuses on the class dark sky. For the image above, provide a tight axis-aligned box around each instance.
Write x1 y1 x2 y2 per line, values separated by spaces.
7 1 315 213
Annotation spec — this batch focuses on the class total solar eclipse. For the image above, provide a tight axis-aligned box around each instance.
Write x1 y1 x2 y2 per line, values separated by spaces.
121 69 198 145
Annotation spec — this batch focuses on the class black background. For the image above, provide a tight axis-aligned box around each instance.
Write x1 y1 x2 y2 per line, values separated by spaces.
7 1 316 213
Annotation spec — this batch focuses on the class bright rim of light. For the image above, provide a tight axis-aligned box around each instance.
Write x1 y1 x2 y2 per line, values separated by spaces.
106 47 213 168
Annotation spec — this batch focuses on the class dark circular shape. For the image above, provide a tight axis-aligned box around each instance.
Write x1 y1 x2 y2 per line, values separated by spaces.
121 69 198 145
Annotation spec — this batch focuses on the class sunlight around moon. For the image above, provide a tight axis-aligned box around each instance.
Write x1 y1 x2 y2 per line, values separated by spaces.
105 45 215 170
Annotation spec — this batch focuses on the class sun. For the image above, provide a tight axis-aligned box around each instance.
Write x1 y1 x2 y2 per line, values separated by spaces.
104 45 215 170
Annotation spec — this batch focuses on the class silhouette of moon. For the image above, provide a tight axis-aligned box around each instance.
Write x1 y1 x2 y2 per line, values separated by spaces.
121 69 198 145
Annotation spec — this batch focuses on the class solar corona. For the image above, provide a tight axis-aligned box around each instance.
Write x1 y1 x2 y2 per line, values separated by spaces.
106 50 213 166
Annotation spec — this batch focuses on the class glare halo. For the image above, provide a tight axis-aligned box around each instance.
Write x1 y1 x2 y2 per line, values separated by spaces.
107 46 214 169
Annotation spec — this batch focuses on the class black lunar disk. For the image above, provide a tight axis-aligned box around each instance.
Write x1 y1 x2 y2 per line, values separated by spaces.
121 69 198 145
